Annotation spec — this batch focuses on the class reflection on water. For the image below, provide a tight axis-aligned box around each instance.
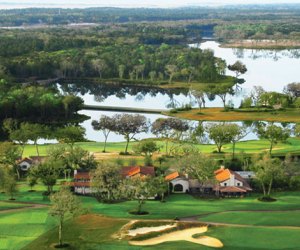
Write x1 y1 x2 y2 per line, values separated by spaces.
56 41 299 142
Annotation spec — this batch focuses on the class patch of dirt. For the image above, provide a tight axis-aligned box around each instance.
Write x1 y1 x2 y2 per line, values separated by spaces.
129 226 223 248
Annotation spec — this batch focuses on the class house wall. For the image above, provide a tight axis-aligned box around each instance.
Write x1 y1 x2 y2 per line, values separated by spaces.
220 177 243 187
171 178 189 193
74 186 92 194
19 162 31 171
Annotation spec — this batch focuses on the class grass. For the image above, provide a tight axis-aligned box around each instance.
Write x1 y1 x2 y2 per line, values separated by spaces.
199 210 300 227
1 190 300 249
22 214 300 250
166 107 300 123
78 192 300 220
0 201 30 211
208 226 300 250
160 76 235 90
22 137 300 158
0 208 56 250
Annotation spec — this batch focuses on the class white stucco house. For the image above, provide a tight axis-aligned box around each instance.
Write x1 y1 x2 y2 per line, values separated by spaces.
165 172 189 193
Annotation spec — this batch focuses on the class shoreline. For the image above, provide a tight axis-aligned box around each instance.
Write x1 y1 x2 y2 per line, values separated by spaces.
220 39 300 49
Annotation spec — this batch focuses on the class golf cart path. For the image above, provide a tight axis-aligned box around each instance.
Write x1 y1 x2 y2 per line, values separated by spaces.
0 201 48 214
179 209 300 229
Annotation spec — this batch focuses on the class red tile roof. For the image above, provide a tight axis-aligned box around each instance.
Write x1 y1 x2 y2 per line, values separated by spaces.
66 182 91 187
17 157 33 165
217 186 248 193
74 172 90 179
121 166 155 178
165 172 180 181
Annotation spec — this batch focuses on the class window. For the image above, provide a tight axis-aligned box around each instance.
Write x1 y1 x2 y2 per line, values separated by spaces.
174 184 184 192
224 183 227 186
237 183 240 186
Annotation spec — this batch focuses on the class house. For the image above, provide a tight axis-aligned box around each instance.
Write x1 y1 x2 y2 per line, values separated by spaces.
17 156 46 172
71 166 156 195
235 171 256 180
121 166 155 178
213 167 252 196
165 167 252 197
17 158 33 171
69 172 92 195
165 172 189 193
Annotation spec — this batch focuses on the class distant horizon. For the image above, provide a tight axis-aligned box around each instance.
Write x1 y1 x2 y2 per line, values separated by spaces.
1 0 300 9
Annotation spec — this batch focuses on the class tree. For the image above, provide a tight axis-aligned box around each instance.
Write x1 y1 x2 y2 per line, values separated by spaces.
50 187 83 248
215 58 227 76
118 64 125 79
228 60 247 79
151 118 189 155
228 124 249 159
56 126 86 150
8 123 31 157
151 176 168 202
26 123 49 156
91 115 116 152
206 83 235 108
165 64 178 83
123 175 156 214
0 142 21 179
283 82 300 102
3 171 18 200
294 124 300 137
30 160 62 194
251 153 284 198
113 114 149 154
176 152 217 192
28 175 38 191
91 59 107 78
132 140 160 157
256 124 290 155
207 123 235 153
191 89 206 110
91 162 123 202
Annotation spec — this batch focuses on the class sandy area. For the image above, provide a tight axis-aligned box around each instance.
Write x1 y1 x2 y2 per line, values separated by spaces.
129 226 223 248
128 224 177 237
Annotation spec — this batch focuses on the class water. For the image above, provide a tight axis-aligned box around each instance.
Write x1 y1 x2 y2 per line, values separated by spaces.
38 41 298 144
1 0 299 9
197 41 300 107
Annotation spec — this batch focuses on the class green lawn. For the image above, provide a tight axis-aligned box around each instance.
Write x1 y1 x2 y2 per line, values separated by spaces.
0 201 30 211
22 137 300 158
209 226 300 250
199 210 300 227
1 191 300 250
81 192 300 220
0 208 56 250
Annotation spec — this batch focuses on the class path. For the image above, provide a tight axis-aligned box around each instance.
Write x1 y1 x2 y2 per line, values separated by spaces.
179 209 300 229
0 201 48 214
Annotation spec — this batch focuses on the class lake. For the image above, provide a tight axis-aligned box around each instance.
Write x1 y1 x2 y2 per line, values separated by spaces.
63 41 297 143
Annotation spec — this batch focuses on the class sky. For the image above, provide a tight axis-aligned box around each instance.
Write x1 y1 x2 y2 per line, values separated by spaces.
0 0 300 9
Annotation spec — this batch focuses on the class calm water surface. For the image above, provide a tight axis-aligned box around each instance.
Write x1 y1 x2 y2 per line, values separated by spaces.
40 41 298 143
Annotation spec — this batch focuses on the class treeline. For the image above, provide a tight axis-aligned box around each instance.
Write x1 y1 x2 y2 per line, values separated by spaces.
0 26 226 82
0 24 203 57
215 23 300 41
1 6 300 26
0 81 87 140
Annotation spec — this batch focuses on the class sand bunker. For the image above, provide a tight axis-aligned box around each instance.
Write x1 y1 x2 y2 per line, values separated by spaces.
128 224 177 237
129 226 223 248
